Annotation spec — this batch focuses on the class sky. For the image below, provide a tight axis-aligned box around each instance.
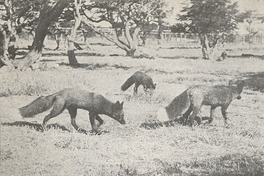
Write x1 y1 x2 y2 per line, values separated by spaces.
164 0 264 25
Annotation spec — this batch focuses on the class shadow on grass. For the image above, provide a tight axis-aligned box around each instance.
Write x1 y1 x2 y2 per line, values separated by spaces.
161 56 200 60
42 51 105 57
183 154 264 176
229 53 264 59
1 121 110 135
143 154 264 176
1 121 70 132
117 153 264 175
158 46 201 50
140 116 210 130
59 62 131 70
242 72 264 92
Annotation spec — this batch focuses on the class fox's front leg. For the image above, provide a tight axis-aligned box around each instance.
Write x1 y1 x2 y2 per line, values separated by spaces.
143 87 152 103
95 114 104 129
208 106 216 124
89 112 101 134
68 107 87 134
189 105 202 129
133 83 139 95
221 106 229 127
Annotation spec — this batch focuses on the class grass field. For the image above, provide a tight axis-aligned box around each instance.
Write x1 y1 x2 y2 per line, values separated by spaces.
0 42 264 176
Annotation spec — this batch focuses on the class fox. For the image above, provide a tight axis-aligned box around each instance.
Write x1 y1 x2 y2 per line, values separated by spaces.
121 71 156 96
157 80 244 127
19 88 125 134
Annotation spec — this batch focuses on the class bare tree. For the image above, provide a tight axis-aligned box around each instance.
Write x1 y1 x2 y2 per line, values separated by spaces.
15 0 72 70
67 0 81 66
0 0 43 68
0 24 14 69
81 0 165 57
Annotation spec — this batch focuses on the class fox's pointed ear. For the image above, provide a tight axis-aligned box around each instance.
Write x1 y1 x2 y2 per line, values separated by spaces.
228 80 234 87
120 101 124 107
238 80 245 86
116 101 120 105
237 80 245 90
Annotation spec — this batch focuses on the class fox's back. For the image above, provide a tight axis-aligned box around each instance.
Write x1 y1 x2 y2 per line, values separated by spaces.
56 88 108 112
188 85 233 106
133 71 154 87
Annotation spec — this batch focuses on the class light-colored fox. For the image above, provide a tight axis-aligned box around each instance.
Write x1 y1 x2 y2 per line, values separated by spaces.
157 80 244 127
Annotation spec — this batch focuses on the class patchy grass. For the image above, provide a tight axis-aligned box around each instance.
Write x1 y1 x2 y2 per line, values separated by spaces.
0 47 264 176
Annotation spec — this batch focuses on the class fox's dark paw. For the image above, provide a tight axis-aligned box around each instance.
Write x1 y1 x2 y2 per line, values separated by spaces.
194 117 202 126
41 124 48 132
140 122 163 129
90 130 101 135
225 124 231 129
90 130 109 135
77 128 88 134
164 121 175 127
207 123 216 127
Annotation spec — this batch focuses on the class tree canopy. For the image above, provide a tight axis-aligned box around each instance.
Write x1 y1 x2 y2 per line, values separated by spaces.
178 0 246 59
179 0 241 34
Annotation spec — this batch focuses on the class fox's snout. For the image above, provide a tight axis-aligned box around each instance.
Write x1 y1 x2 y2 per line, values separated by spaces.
120 120 126 125
236 95 242 100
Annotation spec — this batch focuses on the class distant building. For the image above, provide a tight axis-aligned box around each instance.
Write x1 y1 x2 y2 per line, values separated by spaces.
236 13 264 34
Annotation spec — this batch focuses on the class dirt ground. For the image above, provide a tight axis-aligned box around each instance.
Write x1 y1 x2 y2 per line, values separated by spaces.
0 43 264 175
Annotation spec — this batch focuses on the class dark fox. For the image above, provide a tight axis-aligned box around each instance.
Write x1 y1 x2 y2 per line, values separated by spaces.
121 71 156 96
157 80 244 127
19 88 125 134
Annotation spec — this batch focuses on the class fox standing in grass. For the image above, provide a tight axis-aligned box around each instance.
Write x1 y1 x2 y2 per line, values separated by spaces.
121 71 156 97
19 88 125 134
157 80 244 127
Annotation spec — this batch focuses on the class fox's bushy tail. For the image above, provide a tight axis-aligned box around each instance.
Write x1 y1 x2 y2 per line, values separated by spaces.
19 95 56 117
166 90 190 118
121 75 135 91
157 90 190 122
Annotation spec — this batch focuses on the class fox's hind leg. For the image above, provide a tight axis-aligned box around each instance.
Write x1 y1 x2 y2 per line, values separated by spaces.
67 106 86 134
221 105 230 127
42 98 66 131
189 105 202 128
208 106 216 124
95 115 104 128
182 106 193 125
133 83 140 95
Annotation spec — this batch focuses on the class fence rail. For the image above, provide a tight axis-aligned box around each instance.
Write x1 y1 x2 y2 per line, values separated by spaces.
145 31 264 46
46 27 264 46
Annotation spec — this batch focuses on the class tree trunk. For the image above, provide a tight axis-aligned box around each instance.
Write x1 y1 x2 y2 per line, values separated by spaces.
124 20 140 55
1 0 16 69
54 34 60 50
125 49 136 57
16 0 72 70
157 17 163 40
67 20 80 66
0 27 8 68
83 19 141 58
123 22 140 57
199 33 213 60
5 0 16 60
0 26 14 69
140 34 146 45
67 0 81 66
